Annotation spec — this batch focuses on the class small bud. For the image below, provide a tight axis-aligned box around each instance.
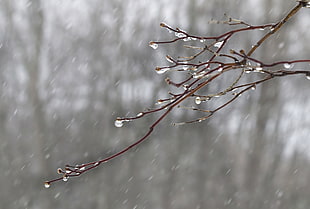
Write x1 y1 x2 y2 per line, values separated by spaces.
57 168 64 174
160 22 167 27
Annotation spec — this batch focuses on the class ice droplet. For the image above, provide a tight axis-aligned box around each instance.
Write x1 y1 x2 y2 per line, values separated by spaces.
182 65 189 71
175 31 186 38
149 42 158 50
182 37 191 41
114 119 123 128
155 67 169 74
63 176 69 182
255 66 263 71
284 63 291 69
195 97 202 104
214 40 224 48
44 182 50 188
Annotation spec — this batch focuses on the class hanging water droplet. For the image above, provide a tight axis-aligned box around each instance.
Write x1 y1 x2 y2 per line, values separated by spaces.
182 65 189 71
149 42 158 49
255 66 263 71
182 37 191 41
156 99 164 105
136 112 144 117
306 75 310 80
218 68 223 72
175 32 186 38
283 63 291 69
79 166 86 171
63 175 69 182
214 40 224 48
195 97 202 104
114 119 123 128
155 67 170 74
193 71 207 79
251 85 256 90
44 182 50 188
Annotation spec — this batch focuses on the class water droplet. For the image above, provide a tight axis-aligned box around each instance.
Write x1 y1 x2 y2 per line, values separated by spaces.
182 37 192 41
214 40 224 48
218 68 223 72
165 55 174 63
193 71 207 79
44 182 50 188
79 167 86 171
255 66 263 71
306 75 310 80
283 63 291 69
136 112 143 117
182 65 189 71
62 176 69 182
149 42 158 49
156 99 164 105
155 67 169 74
114 119 123 128
195 97 202 104
175 32 186 38
251 85 256 90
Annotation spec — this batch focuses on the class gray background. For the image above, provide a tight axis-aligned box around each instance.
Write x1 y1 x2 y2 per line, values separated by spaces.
1 0 310 208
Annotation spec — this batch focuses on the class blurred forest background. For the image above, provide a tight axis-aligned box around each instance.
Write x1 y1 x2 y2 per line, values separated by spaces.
1 0 310 208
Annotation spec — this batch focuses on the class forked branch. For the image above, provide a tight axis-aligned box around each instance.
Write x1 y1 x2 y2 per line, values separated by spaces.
44 1 310 188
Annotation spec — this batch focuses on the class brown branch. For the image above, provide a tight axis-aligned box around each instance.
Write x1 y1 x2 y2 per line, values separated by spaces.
45 2 309 187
